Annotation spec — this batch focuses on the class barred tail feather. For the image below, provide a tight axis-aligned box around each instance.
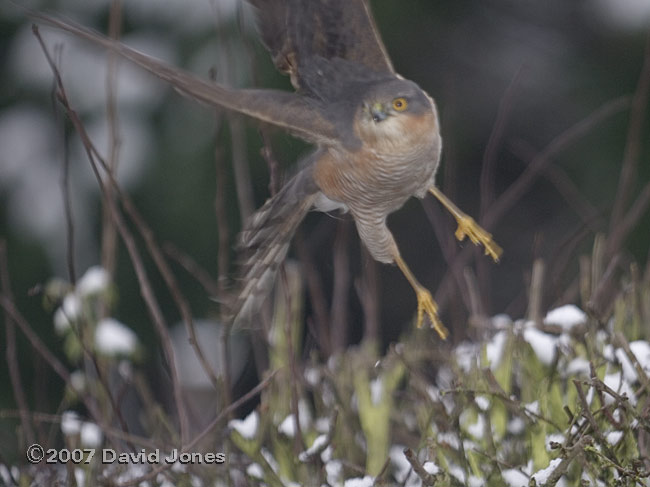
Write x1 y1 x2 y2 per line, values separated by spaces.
230 169 318 327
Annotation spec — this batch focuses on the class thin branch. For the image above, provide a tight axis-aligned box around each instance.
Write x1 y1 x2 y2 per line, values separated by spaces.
331 220 351 352
0 296 71 385
0 242 36 446
480 65 525 218
610 33 650 227
163 242 221 297
33 24 190 443
115 369 278 487
101 0 123 279
356 246 380 345
211 103 231 297
435 97 630 310
606 181 650 257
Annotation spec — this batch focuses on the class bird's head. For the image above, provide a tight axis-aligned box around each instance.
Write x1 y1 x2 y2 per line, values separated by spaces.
355 78 439 149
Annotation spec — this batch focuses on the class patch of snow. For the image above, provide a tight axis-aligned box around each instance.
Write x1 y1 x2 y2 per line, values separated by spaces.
566 357 590 377
54 293 82 333
523 327 557 366
61 411 82 436
278 415 296 437
448 464 466 483
229 410 259 439
615 341 650 383
304 366 321 386
603 344 615 362
80 422 102 447
437 431 460 449
546 433 565 451
0 465 13 486
321 445 332 463
603 373 637 406
261 448 278 473
315 417 330 433
95 318 138 356
491 314 513 329
502 468 528 487
507 417 526 435
77 266 110 296
475 395 490 411
389 445 411 483
299 434 328 462
423 462 439 475
466 414 485 439
531 458 563 484
486 331 509 369
74 468 85 487
246 463 263 479
606 431 623 445
370 377 383 405
524 401 540 417
544 305 586 330
468 476 483 487
344 475 374 487
325 460 343 486
455 342 479 372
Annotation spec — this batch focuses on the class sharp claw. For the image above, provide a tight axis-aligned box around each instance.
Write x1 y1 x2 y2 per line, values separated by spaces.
415 289 448 340
455 216 503 263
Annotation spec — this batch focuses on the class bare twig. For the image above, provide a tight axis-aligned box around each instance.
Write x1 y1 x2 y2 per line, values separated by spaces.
480 65 525 217
0 242 35 446
101 0 123 279
211 106 231 297
509 139 604 232
463 267 487 333
231 117 255 222
33 25 190 443
163 242 221 297
331 220 351 352
573 379 618 465
436 97 630 310
295 230 331 354
527 259 545 327
0 296 71 385
610 33 650 228
403 448 437 486
116 369 278 487
356 246 380 345
606 181 650 258
587 254 622 322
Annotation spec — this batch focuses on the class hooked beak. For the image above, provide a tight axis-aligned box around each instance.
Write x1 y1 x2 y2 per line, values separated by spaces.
370 102 387 122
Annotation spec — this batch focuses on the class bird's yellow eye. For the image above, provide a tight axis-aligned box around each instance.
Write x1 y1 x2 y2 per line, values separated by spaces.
392 97 408 111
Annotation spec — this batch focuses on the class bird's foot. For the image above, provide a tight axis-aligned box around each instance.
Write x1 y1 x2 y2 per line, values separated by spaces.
415 288 448 340
454 215 503 262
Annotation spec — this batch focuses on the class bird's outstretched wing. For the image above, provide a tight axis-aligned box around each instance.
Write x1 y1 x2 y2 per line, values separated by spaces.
30 12 340 146
249 0 394 90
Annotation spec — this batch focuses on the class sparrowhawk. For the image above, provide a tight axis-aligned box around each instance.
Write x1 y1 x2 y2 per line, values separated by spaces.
33 0 502 338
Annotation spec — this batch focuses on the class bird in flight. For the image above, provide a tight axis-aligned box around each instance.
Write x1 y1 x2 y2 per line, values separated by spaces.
32 0 502 339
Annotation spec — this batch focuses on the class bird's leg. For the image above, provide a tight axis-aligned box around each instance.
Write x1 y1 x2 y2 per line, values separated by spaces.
393 252 448 339
429 187 502 262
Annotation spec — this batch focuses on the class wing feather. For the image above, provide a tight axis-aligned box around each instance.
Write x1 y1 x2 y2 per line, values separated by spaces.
249 0 394 89
31 12 339 145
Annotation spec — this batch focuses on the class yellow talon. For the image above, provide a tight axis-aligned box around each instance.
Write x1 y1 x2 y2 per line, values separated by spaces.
415 288 448 339
429 187 503 263
454 215 503 263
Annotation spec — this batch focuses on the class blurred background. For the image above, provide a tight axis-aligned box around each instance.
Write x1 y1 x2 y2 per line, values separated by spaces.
0 0 649 464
